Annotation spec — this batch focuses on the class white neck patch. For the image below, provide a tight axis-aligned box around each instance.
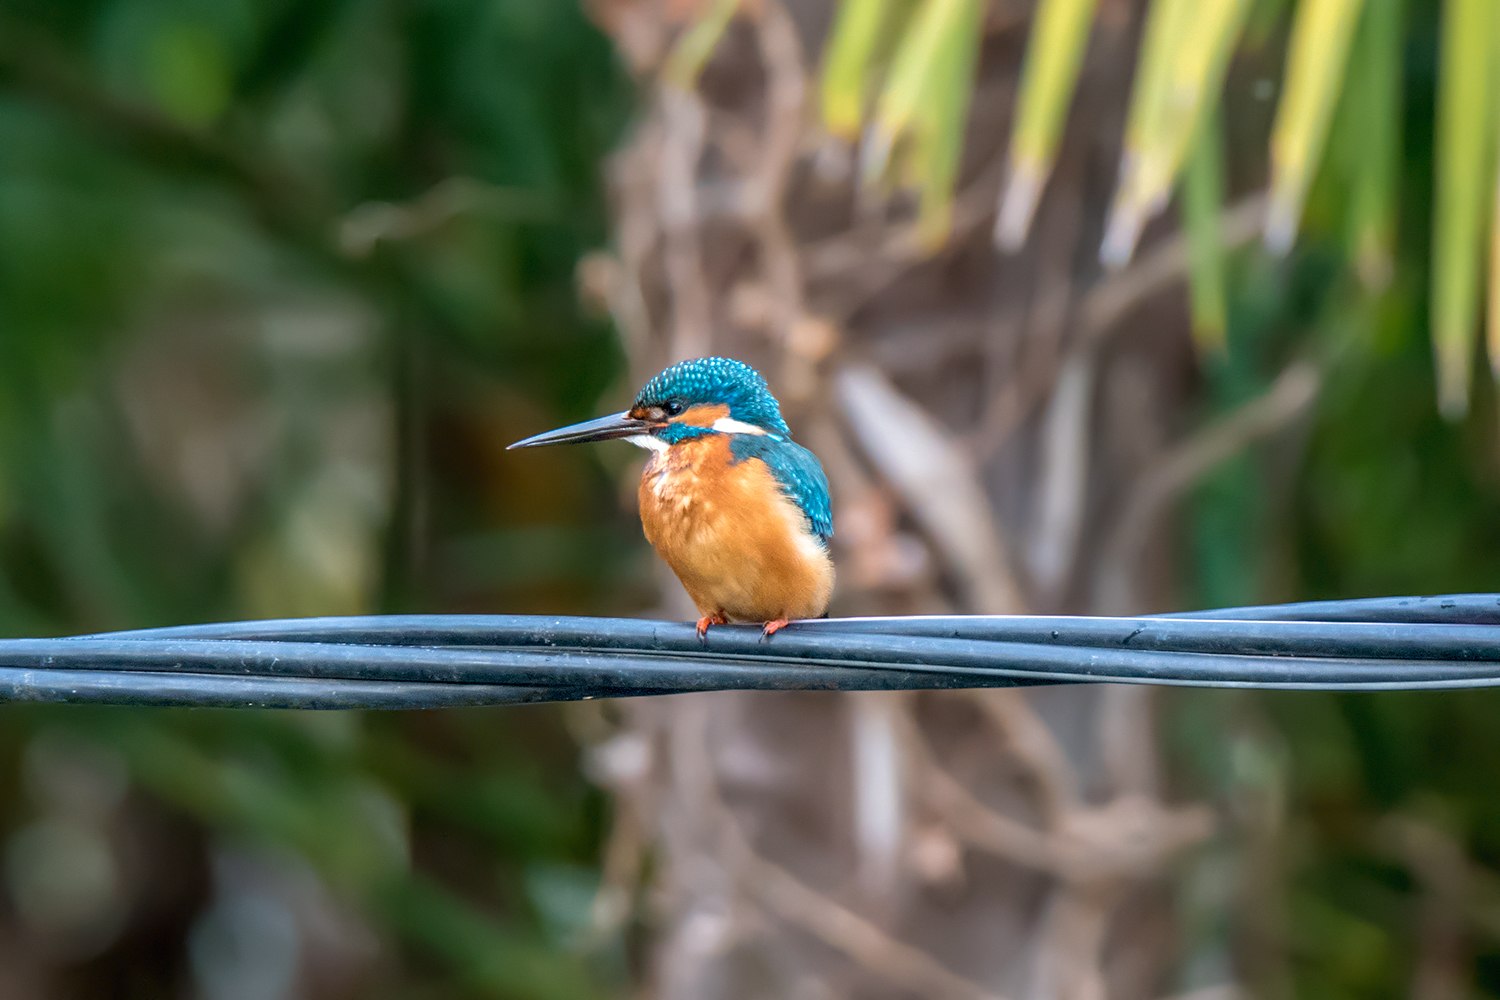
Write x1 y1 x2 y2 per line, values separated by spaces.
627 419 772 452
711 417 768 436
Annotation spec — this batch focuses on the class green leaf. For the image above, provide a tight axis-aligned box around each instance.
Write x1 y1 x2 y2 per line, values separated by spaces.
820 0 895 140
1103 0 1251 267
662 0 740 89
1265 0 1366 253
1184 109 1229 351
996 0 1101 248
146 21 233 126
1103 0 1193 261
908 0 985 248
1431 0 1500 417
1338 0 1403 289
1491 148 1500 381
867 0 971 184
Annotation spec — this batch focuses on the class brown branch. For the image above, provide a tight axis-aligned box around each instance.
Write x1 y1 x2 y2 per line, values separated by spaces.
1379 816 1472 1000
971 690 1082 824
657 87 715 359
339 178 556 257
836 364 1027 613
602 121 667 366
1024 353 1096 603
1032 883 1119 1000
970 194 1268 459
1154 987 1245 1000
727 833 1008 1000
805 153 1011 325
893 704 1060 874
748 1 808 347
1092 359 1321 615
1079 194 1268 351
898 704 1212 885
675 698 1009 1000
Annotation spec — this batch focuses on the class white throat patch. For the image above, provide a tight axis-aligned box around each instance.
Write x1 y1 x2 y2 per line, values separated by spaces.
626 435 669 452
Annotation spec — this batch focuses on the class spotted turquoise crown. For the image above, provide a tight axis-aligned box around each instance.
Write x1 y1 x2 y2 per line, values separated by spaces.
634 357 791 436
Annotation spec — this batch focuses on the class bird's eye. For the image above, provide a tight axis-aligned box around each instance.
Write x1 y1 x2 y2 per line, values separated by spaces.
663 400 685 416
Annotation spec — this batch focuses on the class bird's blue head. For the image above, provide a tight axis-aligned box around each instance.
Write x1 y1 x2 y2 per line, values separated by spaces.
631 357 790 444
508 357 791 451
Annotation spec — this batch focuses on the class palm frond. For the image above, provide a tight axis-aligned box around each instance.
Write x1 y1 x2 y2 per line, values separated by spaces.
656 0 1500 412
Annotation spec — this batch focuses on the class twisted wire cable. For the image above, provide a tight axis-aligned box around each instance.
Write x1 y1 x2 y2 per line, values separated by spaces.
0 594 1493 708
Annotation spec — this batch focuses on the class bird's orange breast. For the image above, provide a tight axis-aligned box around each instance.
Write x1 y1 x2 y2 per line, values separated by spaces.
637 434 834 623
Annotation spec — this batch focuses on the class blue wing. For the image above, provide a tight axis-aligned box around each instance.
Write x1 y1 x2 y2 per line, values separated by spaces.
731 435 833 546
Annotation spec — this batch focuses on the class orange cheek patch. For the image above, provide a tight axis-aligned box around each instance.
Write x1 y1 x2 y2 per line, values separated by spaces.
676 403 730 428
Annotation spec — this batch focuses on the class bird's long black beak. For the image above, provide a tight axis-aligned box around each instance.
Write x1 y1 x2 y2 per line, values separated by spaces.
507 410 659 450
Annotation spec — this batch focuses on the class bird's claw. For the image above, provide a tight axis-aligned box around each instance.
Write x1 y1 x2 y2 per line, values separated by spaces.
696 612 728 643
760 618 790 641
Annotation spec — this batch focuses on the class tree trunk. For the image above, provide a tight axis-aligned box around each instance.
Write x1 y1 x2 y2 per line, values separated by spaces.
586 3 1215 996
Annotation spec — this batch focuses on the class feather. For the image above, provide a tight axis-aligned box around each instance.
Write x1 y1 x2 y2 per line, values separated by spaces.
638 434 834 623
730 435 834 546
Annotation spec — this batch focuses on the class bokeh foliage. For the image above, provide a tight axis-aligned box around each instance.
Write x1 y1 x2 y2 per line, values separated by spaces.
0 0 634 995
804 0 1500 993
821 0 1500 414
0 0 1498 996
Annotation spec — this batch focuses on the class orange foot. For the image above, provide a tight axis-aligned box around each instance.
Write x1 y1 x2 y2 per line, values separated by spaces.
696 611 729 641
760 618 790 640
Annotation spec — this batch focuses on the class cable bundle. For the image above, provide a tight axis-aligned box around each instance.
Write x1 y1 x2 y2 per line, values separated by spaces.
0 594 1496 709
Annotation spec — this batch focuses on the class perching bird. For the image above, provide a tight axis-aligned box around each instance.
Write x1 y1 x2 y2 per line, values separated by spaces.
509 357 833 638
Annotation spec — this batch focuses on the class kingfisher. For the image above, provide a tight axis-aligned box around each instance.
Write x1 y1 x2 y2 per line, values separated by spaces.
509 357 834 638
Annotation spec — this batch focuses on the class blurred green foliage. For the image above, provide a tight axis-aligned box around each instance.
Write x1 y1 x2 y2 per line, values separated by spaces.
1178 8 1500 992
1 0 1499 996
0 0 637 995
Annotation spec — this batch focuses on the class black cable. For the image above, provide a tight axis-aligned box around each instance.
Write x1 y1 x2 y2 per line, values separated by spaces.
89 607 1500 661
94 601 1500 669
0 594 1494 708
18 637 996 693
0 666 564 710
1169 593 1500 624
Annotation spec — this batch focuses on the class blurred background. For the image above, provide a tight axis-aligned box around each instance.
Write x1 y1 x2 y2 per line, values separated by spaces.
0 0 1497 996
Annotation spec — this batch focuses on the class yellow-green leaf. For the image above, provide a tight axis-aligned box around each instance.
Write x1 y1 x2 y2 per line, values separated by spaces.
1105 0 1194 258
662 0 740 89
909 0 985 248
1431 0 1500 417
867 0 969 184
1266 0 1365 253
1339 0 1402 288
1243 0 1294 49
1491 164 1500 379
995 0 1100 249
820 0 894 140
147 22 232 126
1102 0 1250 267
1118 0 1192 169
1184 110 1228 352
